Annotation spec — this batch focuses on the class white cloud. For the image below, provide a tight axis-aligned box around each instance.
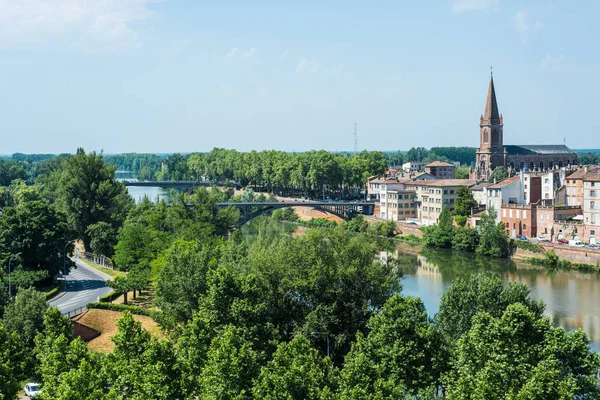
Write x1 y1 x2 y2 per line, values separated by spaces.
391 73 402 81
226 47 258 59
295 58 319 77
0 0 157 46
451 0 498 13
279 49 289 60
541 54 568 71
514 10 543 41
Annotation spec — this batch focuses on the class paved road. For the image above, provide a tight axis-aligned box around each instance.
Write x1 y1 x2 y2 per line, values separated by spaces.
49 258 113 315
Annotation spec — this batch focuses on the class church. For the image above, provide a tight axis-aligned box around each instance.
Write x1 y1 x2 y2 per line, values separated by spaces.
473 74 577 181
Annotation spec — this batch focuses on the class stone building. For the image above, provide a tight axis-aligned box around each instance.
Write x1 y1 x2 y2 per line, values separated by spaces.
379 189 418 221
424 161 455 179
473 74 577 181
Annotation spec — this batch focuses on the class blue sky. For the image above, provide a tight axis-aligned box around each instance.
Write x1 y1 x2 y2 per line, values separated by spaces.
0 0 598 154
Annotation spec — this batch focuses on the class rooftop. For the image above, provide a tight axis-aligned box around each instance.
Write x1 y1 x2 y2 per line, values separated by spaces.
425 161 454 167
407 179 477 188
504 144 577 155
487 175 521 189
568 166 600 181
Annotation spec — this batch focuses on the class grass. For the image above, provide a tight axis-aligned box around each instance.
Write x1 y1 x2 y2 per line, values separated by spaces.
75 308 164 353
80 258 126 278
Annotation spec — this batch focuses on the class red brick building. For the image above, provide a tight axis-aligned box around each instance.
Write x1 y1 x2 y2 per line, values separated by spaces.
424 161 455 179
501 203 537 238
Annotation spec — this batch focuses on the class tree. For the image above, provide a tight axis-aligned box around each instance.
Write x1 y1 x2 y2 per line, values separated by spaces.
58 148 133 252
198 325 259 400
347 215 368 233
454 167 471 179
253 335 337 400
155 239 224 323
0 324 24 399
0 195 74 283
488 166 508 183
423 207 454 248
85 221 117 257
451 226 479 252
106 276 133 305
454 186 477 217
477 207 511 258
340 294 448 398
435 275 544 344
2 287 48 349
445 303 600 398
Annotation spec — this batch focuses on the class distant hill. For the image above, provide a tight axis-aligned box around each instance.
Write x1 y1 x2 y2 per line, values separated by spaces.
575 149 600 155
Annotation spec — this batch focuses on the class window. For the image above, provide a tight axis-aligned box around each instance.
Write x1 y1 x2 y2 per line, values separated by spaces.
450 190 455 194
591 201 596 210
539 161 544 170
549 161 553 169
592 215 596 224
544 178 549 184
545 193 549 199
529 161 534 171
443 190 448 195
523 224 527 230
591 230 596 235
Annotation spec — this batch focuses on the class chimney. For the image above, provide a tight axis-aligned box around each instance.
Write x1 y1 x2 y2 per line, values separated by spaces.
584 166 588 174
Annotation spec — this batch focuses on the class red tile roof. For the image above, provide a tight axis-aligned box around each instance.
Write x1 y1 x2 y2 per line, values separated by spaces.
425 161 454 167
487 175 521 189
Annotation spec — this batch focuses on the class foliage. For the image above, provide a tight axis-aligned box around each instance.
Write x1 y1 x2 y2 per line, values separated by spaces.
0 324 24 399
366 220 396 237
302 218 338 229
346 215 368 233
56 148 133 252
454 186 477 217
423 207 454 248
86 302 160 319
454 167 470 179
476 207 511 258
2 287 48 349
0 187 74 283
513 239 545 254
340 294 448 398
396 234 422 243
272 207 300 222
445 303 600 398
488 166 509 183
106 276 133 305
454 215 467 226
253 334 337 400
451 226 480 252
435 275 544 344
85 221 117 257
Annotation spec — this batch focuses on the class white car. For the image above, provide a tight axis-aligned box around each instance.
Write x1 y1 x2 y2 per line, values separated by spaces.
536 236 549 242
24 383 41 398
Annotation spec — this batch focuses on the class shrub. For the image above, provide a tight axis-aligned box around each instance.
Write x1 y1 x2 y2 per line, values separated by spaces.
514 240 545 254
86 302 160 320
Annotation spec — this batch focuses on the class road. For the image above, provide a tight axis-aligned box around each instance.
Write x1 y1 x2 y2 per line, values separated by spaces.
49 258 113 315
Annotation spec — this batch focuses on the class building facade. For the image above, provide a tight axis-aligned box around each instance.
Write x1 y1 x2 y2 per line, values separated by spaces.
405 179 477 226
501 204 536 238
473 75 577 181
424 161 455 179
379 189 417 221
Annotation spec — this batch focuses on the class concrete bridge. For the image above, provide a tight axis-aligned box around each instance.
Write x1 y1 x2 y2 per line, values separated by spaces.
215 201 375 227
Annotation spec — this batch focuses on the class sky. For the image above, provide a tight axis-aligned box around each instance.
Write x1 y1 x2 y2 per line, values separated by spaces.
0 0 599 154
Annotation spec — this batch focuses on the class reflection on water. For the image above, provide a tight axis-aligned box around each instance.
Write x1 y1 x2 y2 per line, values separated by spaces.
396 247 600 352
126 186 171 204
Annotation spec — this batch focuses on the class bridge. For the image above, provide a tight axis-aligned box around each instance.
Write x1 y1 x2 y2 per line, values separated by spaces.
215 201 375 227
124 180 223 189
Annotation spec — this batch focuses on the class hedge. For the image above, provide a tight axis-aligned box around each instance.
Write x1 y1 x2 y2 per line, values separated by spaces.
86 302 160 319
99 291 120 303
514 240 545 254
44 285 60 300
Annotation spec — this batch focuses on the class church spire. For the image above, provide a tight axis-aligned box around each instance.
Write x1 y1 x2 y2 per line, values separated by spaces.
482 74 501 125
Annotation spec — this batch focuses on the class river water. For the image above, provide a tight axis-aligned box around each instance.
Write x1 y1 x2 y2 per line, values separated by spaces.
124 188 600 352
394 246 600 352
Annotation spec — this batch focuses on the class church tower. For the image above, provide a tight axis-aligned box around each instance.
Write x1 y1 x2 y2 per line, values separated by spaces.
474 73 505 181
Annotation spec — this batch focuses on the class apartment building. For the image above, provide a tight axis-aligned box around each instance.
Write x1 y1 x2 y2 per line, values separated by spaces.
522 174 541 205
583 170 600 226
367 177 407 201
536 205 581 239
501 204 536 238
405 179 477 226
486 175 526 222
379 189 417 221
424 161 455 179
402 161 426 173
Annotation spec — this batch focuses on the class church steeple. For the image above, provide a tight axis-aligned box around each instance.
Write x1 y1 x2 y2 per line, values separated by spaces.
482 75 501 125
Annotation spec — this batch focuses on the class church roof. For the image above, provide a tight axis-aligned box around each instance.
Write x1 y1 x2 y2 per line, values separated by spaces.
481 75 501 125
504 145 577 155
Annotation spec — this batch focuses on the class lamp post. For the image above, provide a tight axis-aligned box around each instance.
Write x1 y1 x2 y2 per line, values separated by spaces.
8 252 21 298
63 240 77 292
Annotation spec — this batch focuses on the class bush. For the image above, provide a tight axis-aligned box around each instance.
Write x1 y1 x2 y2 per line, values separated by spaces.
44 285 60 300
98 291 120 303
397 234 422 243
452 226 480 252
86 302 160 320
514 240 545 254
454 215 467 227
302 218 338 229
272 208 299 222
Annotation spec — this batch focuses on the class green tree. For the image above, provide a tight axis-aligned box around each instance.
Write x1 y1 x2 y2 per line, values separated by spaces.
435 275 544 344
0 324 24 399
253 335 337 400
106 276 133 305
199 325 259 400
477 207 511 258
454 186 477 217
155 239 224 323
85 221 117 257
445 303 600 399
58 148 133 252
2 287 48 349
0 195 73 283
347 215 368 233
423 207 454 248
454 167 471 179
340 294 448 398
451 226 480 252
488 166 509 183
